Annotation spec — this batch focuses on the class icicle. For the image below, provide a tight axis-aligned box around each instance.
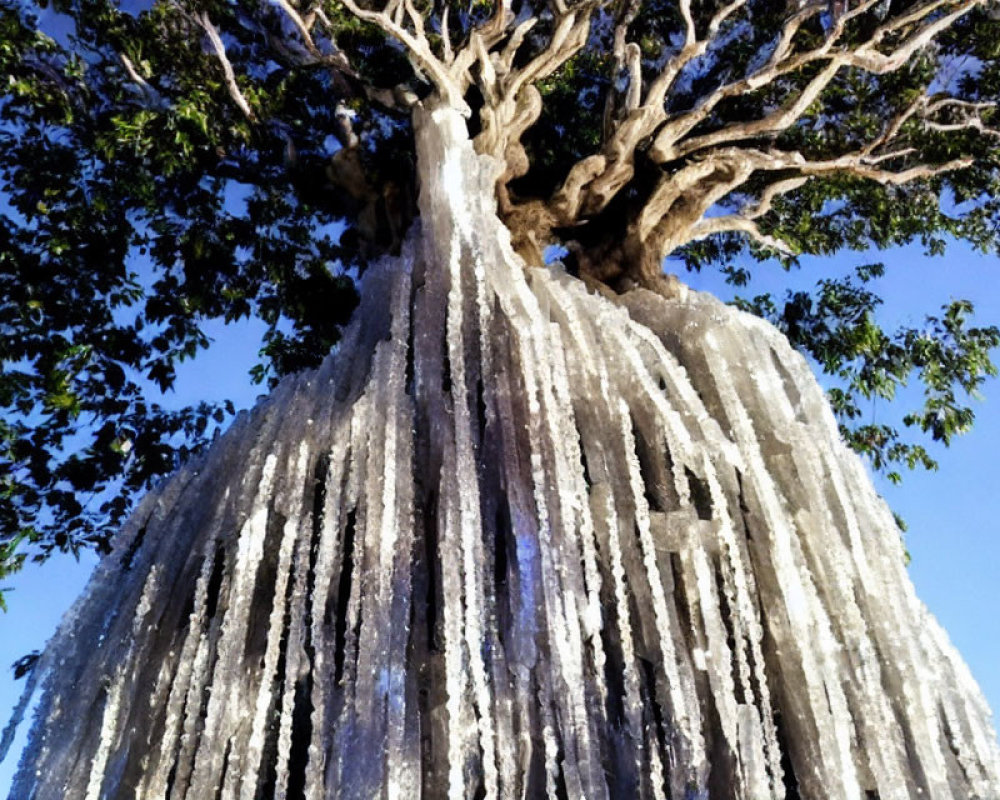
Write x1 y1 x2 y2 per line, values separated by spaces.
136 545 215 800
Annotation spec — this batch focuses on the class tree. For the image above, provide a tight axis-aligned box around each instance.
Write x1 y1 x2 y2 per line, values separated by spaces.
3 0 1000 797
2 0 1000 583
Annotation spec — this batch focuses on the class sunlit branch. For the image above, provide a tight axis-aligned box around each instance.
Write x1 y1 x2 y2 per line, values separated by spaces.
922 97 1000 137
601 0 642 137
687 175 817 255
673 145 972 260
336 0 468 111
862 92 928 155
657 1 984 161
698 145 974 190
665 60 842 161
118 53 151 90
475 0 512 44
632 130 975 272
679 0 696 47
440 4 454 63
645 0 748 108
551 0 988 230
743 175 810 219
636 158 747 242
848 0 983 73
506 7 594 98
475 3 595 189
553 1 826 224
498 16 538 75
689 215 798 255
194 12 256 122
924 119 1000 136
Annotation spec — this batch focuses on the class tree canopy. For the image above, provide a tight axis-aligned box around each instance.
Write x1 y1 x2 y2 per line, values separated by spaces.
2 0 1000 596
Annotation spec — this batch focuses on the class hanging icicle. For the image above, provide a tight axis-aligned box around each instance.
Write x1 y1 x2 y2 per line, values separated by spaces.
6 102 1000 799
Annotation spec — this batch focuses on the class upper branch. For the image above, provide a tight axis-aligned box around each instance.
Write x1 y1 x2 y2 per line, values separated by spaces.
194 11 256 122
672 145 974 258
549 0 989 231
336 0 471 111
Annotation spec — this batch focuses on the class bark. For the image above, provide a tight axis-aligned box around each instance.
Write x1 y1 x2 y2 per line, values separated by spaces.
7 97 1000 799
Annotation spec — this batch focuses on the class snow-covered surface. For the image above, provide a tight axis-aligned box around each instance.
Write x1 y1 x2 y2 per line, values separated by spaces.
6 102 1000 798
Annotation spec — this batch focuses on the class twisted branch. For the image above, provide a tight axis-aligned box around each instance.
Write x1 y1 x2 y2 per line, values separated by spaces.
663 147 973 259
550 0 988 230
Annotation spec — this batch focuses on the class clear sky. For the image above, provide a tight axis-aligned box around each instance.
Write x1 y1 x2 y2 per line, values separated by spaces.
1 243 998 791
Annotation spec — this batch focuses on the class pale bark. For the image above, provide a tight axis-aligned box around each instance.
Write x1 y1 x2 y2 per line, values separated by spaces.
7 96 1000 800
541 0 994 270
195 12 257 123
218 0 995 276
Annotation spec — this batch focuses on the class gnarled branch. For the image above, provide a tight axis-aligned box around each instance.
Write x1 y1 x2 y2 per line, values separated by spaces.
644 145 974 269
550 0 988 232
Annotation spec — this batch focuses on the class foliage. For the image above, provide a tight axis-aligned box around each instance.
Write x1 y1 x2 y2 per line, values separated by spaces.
1 0 360 587
733 264 1000 484
2 0 1000 600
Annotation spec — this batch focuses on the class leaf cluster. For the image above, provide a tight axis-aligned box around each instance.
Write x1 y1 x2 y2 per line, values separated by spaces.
1 0 363 588
734 264 999 483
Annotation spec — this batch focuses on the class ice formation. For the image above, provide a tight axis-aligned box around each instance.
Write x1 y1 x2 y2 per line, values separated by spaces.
7 103 1000 799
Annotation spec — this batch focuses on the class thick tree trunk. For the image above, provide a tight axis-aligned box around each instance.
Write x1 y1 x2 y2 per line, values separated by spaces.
8 99 1000 799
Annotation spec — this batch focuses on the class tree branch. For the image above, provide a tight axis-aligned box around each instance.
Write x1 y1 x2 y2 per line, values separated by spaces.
551 0 817 223
656 1 985 161
921 96 1000 137
336 0 469 111
646 145 973 265
118 53 151 91
601 0 642 138
664 60 843 161
644 0 750 110
273 0 323 59
688 215 798 255
847 0 983 74
551 0 988 229
742 175 810 219
475 3 596 191
739 147 975 184
678 0 697 48
505 7 594 99
194 12 256 123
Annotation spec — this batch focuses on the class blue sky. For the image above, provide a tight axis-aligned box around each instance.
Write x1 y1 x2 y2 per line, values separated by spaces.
1 244 998 790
